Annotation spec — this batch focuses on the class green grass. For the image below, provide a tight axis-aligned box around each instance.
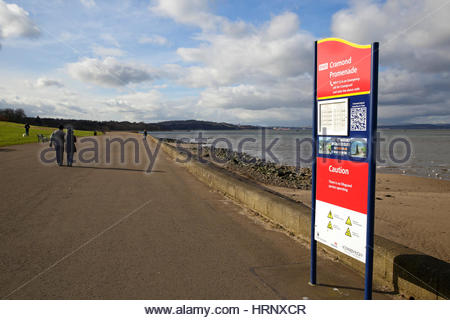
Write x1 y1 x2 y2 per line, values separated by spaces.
0 121 100 147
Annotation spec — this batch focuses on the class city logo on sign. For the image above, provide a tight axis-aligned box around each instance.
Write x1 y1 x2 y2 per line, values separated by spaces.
318 62 328 71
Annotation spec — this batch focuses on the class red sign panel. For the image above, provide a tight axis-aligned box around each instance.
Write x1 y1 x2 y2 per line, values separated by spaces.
317 38 371 100
316 158 368 214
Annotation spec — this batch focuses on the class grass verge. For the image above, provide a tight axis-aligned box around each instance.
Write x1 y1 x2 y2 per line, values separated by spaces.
0 121 100 147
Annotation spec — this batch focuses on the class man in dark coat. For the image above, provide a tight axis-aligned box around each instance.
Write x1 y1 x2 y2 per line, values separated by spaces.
24 123 30 136
66 128 77 167
50 125 65 166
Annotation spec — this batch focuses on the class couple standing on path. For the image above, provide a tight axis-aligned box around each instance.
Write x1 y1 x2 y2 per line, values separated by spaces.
50 125 77 167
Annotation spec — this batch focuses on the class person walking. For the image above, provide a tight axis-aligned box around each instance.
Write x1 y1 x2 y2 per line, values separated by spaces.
143 129 148 140
66 128 77 167
24 123 30 136
50 125 65 166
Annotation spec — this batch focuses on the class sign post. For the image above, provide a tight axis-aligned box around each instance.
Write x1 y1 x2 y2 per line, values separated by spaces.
310 38 379 300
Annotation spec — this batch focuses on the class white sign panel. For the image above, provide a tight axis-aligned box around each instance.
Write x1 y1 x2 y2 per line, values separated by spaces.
317 98 348 136
314 200 367 262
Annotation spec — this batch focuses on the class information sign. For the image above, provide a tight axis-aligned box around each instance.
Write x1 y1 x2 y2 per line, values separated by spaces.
310 38 379 300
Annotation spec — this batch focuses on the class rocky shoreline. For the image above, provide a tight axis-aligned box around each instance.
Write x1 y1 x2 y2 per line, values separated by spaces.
159 138 312 190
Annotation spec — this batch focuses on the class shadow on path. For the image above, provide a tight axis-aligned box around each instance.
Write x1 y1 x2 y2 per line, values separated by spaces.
71 165 165 173
316 283 397 295
393 254 449 299
250 262 396 299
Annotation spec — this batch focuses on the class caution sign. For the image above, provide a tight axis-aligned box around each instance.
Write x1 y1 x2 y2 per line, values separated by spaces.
346 217 352 226
345 228 352 237
328 211 333 219
315 201 366 261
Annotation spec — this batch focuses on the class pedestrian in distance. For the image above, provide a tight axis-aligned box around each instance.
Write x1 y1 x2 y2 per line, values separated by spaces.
24 123 30 136
66 128 77 167
143 129 148 140
50 125 65 166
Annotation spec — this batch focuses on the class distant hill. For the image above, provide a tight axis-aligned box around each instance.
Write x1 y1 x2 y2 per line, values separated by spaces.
0 108 259 131
154 120 258 131
23 118 259 132
378 124 450 129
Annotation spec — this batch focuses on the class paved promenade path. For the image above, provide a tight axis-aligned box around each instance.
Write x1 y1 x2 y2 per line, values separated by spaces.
0 134 393 299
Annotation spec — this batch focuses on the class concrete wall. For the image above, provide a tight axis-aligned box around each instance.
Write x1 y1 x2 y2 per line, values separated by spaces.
152 137 449 300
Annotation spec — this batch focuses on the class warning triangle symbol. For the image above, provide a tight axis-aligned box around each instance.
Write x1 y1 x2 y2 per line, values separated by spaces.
327 221 333 230
327 211 333 219
346 217 352 226
345 228 352 237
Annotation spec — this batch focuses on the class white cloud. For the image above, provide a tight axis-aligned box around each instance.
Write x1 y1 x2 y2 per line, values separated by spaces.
150 0 224 31
0 0 40 40
104 90 162 113
139 34 168 46
93 45 125 57
331 0 450 72
331 0 450 123
1 73 167 122
197 75 311 111
67 57 159 87
80 0 96 9
0 76 90 119
379 69 446 105
149 5 316 124
377 68 450 123
176 12 314 88
34 77 64 88
101 90 207 122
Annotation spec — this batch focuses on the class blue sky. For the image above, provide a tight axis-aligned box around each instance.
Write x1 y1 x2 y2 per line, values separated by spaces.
0 0 449 126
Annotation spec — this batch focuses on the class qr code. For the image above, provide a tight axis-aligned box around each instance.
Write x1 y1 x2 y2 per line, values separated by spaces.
350 107 367 131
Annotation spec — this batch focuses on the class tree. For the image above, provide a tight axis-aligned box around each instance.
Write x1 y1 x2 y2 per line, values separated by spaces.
0 108 26 122
14 109 26 121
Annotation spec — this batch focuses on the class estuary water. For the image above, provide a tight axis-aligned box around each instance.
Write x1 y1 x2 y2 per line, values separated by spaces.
150 129 450 180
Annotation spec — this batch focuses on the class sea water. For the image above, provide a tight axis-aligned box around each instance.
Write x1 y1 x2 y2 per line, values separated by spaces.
151 129 450 180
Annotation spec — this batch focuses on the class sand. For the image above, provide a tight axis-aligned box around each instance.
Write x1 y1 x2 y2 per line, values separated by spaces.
266 174 450 263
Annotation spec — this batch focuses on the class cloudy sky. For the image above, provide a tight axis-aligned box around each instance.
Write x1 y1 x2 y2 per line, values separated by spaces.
0 0 449 126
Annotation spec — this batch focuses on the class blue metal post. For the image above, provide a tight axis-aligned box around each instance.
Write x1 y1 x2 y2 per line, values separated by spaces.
364 42 379 300
310 41 318 286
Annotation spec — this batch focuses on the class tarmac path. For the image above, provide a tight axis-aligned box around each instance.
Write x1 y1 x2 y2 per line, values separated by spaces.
0 133 394 299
